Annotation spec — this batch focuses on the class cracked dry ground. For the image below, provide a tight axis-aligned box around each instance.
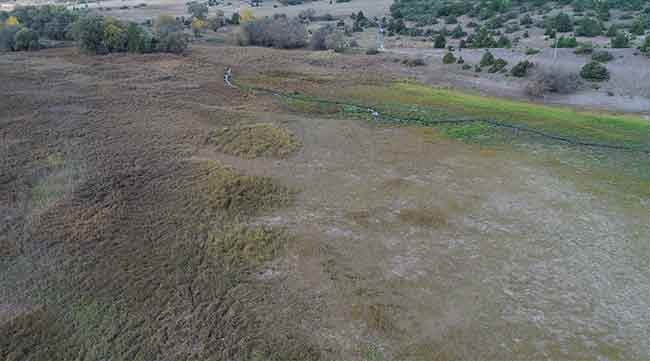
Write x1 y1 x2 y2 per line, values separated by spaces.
1 45 649 361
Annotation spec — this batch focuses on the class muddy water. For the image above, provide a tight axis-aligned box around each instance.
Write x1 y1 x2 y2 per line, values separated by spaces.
241 116 650 360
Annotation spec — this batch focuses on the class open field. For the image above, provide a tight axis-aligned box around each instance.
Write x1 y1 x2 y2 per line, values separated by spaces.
2 44 649 360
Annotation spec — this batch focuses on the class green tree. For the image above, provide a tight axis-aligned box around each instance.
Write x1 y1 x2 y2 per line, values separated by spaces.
102 17 127 52
14 28 40 50
480 50 495 67
433 34 446 48
580 61 609 81
442 52 456 64
575 17 602 37
641 36 650 54
610 31 629 48
451 24 465 39
631 17 646 36
186 1 209 20
71 15 107 54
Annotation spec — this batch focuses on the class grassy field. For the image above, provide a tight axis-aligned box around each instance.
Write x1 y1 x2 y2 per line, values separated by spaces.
2 45 649 361
343 82 650 151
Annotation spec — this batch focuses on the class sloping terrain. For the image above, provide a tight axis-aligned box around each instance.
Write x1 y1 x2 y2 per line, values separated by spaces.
1 45 649 361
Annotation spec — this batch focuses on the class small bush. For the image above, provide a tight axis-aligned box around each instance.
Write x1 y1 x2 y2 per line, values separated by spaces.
488 58 507 73
156 31 189 54
555 36 577 48
575 17 602 37
573 43 594 55
433 34 446 49
241 17 307 49
641 36 650 54
366 48 379 55
13 28 40 51
402 57 426 66
479 50 495 67
610 31 629 48
0 25 19 51
591 50 613 62
580 61 610 81
462 64 471 70
510 60 533 77
526 67 581 96
457 56 464 64
525 47 540 55
442 52 456 64
154 15 182 36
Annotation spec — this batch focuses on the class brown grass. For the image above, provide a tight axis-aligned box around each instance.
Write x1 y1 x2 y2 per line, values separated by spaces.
200 160 294 216
397 207 450 228
209 123 301 159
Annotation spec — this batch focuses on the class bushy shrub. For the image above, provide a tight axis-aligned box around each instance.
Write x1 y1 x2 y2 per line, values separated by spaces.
402 57 425 66
555 36 578 48
71 14 184 54
641 36 650 54
547 12 573 32
479 50 495 67
366 47 379 55
241 17 307 49
610 31 629 48
457 56 464 64
591 50 613 62
7 5 78 41
71 15 107 54
102 17 128 52
186 1 209 20
510 60 533 77
154 15 182 36
573 42 594 55
310 25 345 51
0 25 19 51
496 35 511 48
580 61 610 81
525 47 540 55
468 27 496 48
526 67 581 96
433 34 446 48
488 58 507 73
14 28 40 50
126 22 153 53
156 31 189 54
451 24 465 39
442 52 456 64
575 17 602 37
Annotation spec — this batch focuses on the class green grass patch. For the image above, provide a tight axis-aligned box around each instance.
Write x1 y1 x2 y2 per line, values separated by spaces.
343 82 650 150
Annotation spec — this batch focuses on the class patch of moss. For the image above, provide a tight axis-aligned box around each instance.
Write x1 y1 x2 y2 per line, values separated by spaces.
209 123 300 159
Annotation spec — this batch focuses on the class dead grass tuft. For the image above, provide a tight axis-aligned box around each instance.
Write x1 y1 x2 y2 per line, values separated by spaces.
397 207 449 228
207 224 288 271
351 303 399 334
200 161 293 216
209 123 300 159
